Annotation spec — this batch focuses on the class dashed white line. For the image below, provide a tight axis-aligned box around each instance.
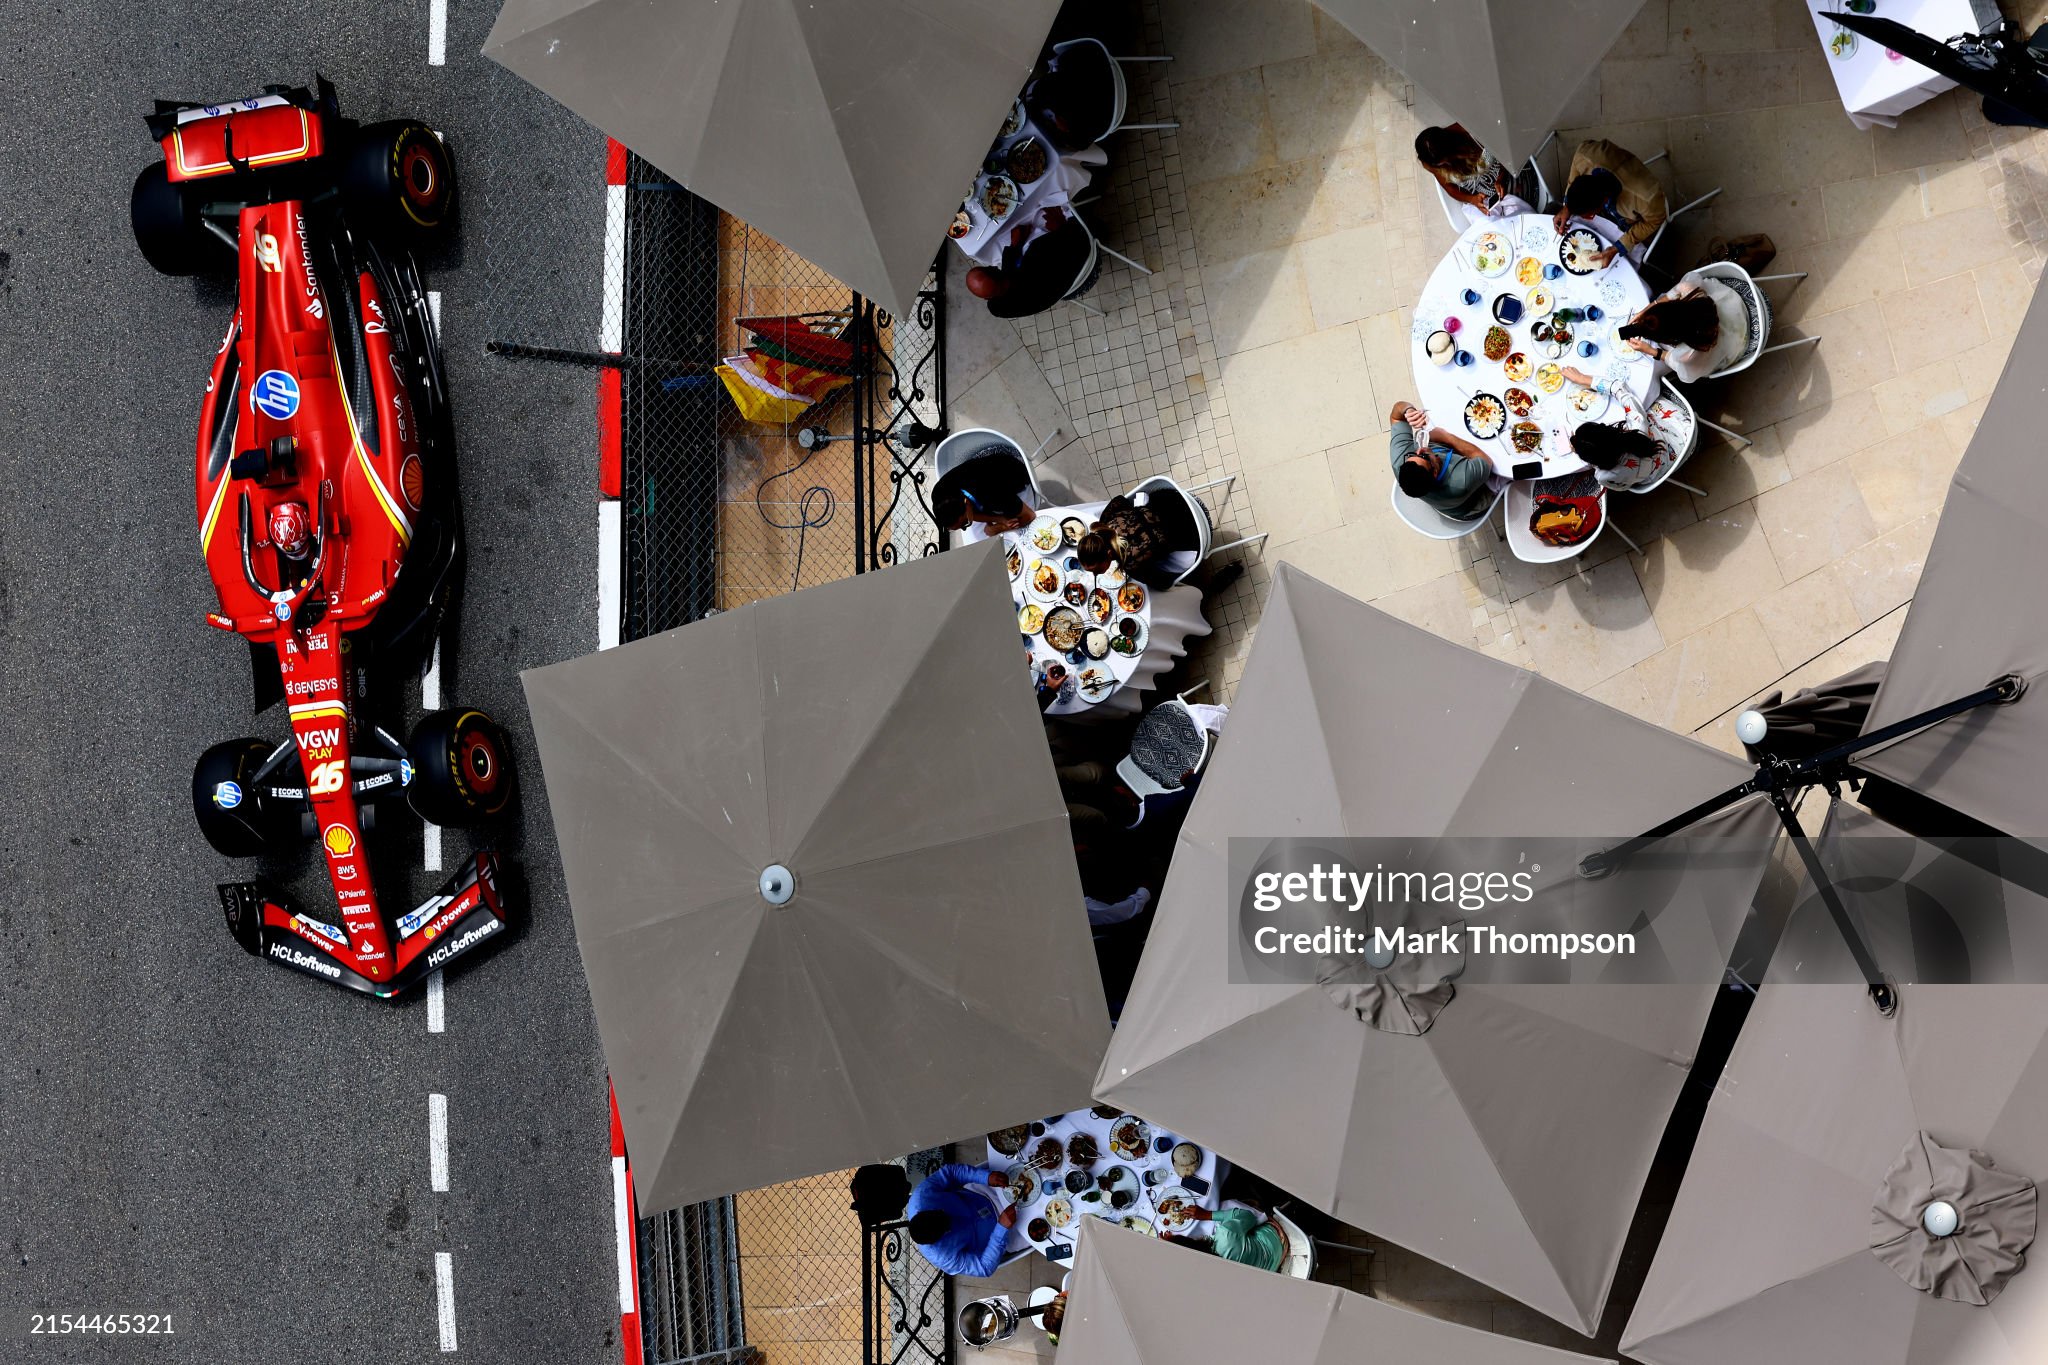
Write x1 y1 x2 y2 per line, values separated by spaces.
612 1156 634 1313
429 1093 451 1192
423 822 444 872
597 500 621 651
600 186 626 353
426 288 443 340
428 0 448 66
426 969 446 1032
434 1252 459 1351
422 637 442 711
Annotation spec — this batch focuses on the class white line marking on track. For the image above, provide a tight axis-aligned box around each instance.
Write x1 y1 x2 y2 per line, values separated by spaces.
435 1252 459 1351
426 969 446 1032
428 0 448 66
429 1093 451 1192
426 289 443 340
423 638 443 711
600 186 626 352
423 821 444 873
612 1156 634 1313
598 500 621 652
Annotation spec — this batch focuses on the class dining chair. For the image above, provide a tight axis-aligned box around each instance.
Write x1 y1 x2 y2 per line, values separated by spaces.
932 427 1048 512
1605 383 1709 554
1060 216 1152 318
1045 39 1179 141
1116 689 1214 802
1631 149 1722 277
1390 481 1504 540
1129 473 1265 584
1503 475 1611 564
1688 260 1820 378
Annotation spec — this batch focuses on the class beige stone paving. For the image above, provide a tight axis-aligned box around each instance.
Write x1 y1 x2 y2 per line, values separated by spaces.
946 0 2048 762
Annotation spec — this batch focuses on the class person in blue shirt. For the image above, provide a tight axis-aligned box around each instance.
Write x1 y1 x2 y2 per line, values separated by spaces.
905 1164 1017 1277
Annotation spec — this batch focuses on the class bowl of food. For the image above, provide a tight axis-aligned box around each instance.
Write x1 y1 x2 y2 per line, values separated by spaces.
1026 516 1063 553
1503 352 1533 383
1001 98 1027 138
1559 227 1607 275
1516 255 1545 287
1482 324 1512 363
1503 386 1536 418
1424 329 1455 366
1060 514 1089 545
1027 1216 1052 1242
1171 1142 1202 1179
989 1124 1031 1158
978 174 1020 223
1109 615 1147 657
1061 580 1088 608
1065 1132 1101 1169
948 208 974 240
1083 627 1111 660
1043 606 1085 653
1535 362 1566 394
1017 603 1045 634
1044 1196 1075 1230
1005 135 1050 186
1028 1136 1065 1172
1085 587 1114 625
1510 421 1544 454
1464 392 1507 439
1116 582 1147 613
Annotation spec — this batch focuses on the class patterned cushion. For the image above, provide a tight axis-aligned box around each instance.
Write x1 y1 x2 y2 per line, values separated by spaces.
1130 705 1205 788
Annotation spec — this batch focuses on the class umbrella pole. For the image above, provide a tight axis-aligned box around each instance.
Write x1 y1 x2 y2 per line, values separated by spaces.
1803 674 2023 776
1763 789 1896 1015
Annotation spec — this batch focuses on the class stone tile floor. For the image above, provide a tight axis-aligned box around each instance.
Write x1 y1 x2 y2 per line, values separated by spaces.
948 0 2048 759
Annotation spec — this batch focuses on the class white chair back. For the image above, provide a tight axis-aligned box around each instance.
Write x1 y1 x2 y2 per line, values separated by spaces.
1115 698 1213 801
1270 1208 1315 1280
1688 261 1770 377
932 427 1046 511
1622 380 1700 496
1063 227 1103 304
1503 478 1609 564
1130 474 1211 584
1051 38 1125 139
1434 180 1468 235
1389 481 1501 539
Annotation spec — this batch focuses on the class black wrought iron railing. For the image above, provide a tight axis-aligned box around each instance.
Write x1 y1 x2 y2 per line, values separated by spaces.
862 1218 952 1365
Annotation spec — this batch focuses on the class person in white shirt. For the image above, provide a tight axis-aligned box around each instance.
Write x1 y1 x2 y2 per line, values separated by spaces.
1618 272 1748 383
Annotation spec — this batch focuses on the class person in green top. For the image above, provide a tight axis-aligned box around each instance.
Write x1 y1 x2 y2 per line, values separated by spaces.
1163 1202 1287 1272
1389 400 1496 521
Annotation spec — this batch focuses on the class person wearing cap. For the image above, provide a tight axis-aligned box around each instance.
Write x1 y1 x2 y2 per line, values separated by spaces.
904 1163 1017 1278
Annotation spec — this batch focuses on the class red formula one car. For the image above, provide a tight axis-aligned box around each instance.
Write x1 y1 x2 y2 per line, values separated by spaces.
132 82 516 998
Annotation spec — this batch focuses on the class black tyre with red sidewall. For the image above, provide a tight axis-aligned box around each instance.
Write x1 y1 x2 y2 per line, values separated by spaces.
406 708 513 827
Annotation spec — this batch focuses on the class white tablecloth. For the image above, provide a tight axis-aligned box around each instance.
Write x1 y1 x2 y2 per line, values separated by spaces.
952 115 1106 267
1806 0 2002 129
997 502 1210 720
990 1108 1223 1265
1412 213 1657 481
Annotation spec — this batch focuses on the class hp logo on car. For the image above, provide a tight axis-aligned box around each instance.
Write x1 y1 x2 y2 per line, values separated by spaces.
252 369 301 420
213 780 243 809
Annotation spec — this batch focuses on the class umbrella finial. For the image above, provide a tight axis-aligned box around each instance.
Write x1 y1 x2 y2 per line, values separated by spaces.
1923 1201 1961 1238
759 864 796 905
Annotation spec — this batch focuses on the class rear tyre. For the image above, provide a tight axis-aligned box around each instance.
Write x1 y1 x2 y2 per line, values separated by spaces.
342 120 457 245
193 739 283 857
406 708 513 828
131 163 219 276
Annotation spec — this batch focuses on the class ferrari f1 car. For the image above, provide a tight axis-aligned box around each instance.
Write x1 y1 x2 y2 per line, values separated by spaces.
133 82 515 997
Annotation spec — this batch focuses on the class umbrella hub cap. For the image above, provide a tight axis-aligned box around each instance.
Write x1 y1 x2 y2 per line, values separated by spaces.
1870 1131 2038 1306
1317 921 1465 1037
759 864 796 906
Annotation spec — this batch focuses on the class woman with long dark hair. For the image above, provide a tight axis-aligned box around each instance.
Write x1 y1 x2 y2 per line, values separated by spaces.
1618 271 1749 382
1414 124 1531 224
1569 415 1667 492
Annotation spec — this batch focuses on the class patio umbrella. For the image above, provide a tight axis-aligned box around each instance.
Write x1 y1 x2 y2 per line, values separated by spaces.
1854 282 2048 836
1622 803 2048 1365
483 0 1062 316
1310 0 1648 167
1743 660 1887 763
521 540 1110 1213
1056 1220 1610 1365
1095 564 1780 1334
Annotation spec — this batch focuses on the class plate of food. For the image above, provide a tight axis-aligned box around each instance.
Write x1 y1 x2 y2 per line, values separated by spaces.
1008 1166 1040 1206
1152 1187 1201 1231
1121 1215 1156 1237
1005 135 1050 186
948 208 974 240
1026 558 1064 603
1510 421 1544 454
1005 546 1023 579
1503 386 1537 418
1001 98 1027 138
1077 668 1116 701
1567 384 1609 419
989 1124 1031 1158
1464 392 1507 439
1066 1132 1101 1169
1108 1115 1152 1159
978 173 1021 223
1043 606 1086 653
1082 626 1111 660
1524 285 1555 317
1482 325 1513 363
1060 514 1089 546
1086 1164 1142 1212
1109 615 1147 658
1017 603 1046 634
1086 587 1114 625
1516 255 1545 287
1027 1135 1066 1172
1829 26 1858 59
1470 231 1513 277
1116 582 1147 613
1044 1196 1075 1231
1171 1142 1203 1179
1559 227 1608 275
1061 579 1090 608
1535 362 1566 394
1503 352 1533 383
1026 516 1063 553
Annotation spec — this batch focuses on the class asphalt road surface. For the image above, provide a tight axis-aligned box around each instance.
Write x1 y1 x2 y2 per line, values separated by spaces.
1 5 621 1360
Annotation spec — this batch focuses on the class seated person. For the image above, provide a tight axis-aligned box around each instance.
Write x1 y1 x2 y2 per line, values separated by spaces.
1023 47 1116 153
934 455 1035 536
965 207 1093 320
1074 488 1201 590
1161 1201 1287 1273
905 1163 1017 1277
1560 365 1666 491
1388 401 1495 521
1618 272 1747 383
1553 138 1668 266
1414 124 1531 223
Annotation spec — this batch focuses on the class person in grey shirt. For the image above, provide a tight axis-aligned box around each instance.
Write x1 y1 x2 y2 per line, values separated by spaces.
1389 401 1496 520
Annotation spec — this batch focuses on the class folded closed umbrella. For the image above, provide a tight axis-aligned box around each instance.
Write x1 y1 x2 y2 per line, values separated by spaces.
521 540 1109 1212
1310 0 1648 167
1856 283 2048 836
1744 660 1888 762
484 0 1062 316
1095 564 1778 1334
1057 1219 1611 1364
1623 803 2048 1364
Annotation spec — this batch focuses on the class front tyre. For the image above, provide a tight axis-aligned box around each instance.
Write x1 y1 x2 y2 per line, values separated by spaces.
193 739 282 857
406 708 513 828
342 120 457 245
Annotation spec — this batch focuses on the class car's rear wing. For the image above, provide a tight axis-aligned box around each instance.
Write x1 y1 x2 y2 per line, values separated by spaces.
147 81 337 185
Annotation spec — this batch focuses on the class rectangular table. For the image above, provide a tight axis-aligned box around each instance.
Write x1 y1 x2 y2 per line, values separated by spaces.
1805 0 2003 129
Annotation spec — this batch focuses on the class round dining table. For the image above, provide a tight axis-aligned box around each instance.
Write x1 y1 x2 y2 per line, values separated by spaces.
1411 212 1658 481
988 1108 1223 1266
951 111 1106 268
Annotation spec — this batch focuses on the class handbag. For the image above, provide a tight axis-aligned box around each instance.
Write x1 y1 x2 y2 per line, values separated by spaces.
1530 492 1602 546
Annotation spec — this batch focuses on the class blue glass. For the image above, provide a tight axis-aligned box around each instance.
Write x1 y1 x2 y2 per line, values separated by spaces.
1543 262 1564 280
1584 304 1604 322
1578 340 1599 358
1453 349 1474 367
1461 287 1482 306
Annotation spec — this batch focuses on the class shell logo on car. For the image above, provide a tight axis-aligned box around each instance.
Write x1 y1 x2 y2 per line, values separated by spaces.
322 824 356 857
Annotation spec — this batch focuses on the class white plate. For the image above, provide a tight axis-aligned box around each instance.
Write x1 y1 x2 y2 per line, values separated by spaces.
1471 232 1514 278
1023 516 1064 555
1023 558 1065 604
1566 385 1609 421
1151 1186 1201 1231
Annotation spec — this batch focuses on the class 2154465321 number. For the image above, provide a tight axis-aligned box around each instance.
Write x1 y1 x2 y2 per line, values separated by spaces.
31 1314 176 1334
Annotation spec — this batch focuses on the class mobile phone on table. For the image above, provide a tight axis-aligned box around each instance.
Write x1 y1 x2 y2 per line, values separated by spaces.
1512 460 1542 481
1181 1175 1210 1197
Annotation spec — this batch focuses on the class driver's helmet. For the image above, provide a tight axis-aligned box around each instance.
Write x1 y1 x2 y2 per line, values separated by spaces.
269 500 312 559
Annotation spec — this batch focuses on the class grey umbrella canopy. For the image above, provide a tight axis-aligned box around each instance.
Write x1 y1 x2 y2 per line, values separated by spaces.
483 0 1061 316
1623 804 2048 1364
1058 1220 1613 1364
1856 284 2048 837
1311 0 1647 167
521 541 1109 1213
1095 564 1778 1334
